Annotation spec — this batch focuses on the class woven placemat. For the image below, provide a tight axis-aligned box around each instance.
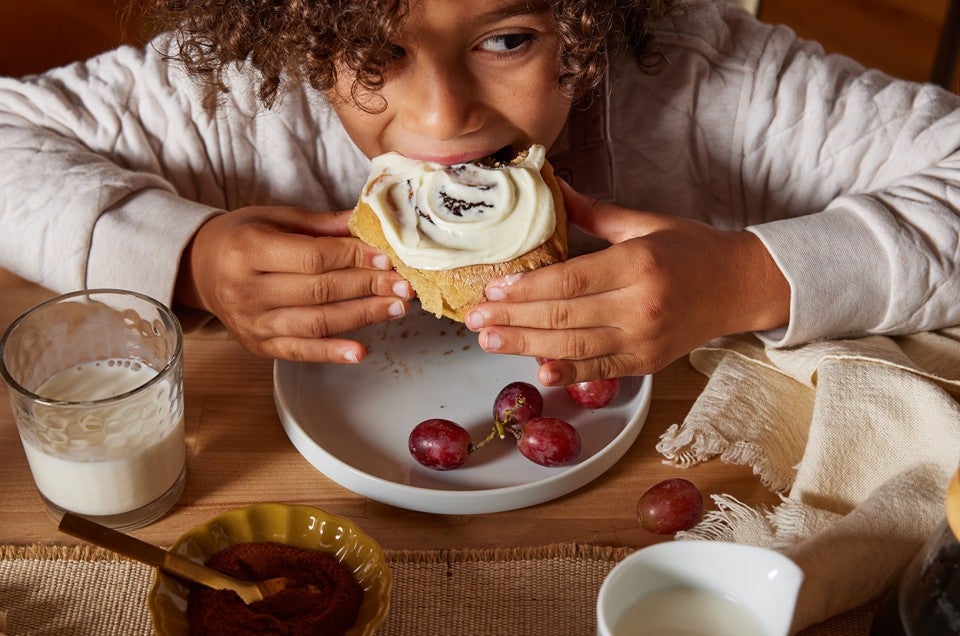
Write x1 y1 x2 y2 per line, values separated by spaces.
0 544 873 635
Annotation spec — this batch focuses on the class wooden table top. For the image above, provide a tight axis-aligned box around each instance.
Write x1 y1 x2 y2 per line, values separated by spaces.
0 267 780 550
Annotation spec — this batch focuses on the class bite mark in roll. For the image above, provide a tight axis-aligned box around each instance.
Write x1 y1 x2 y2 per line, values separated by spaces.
349 144 568 322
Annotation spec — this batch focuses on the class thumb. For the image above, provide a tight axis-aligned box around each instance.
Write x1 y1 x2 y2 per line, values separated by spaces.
558 179 658 244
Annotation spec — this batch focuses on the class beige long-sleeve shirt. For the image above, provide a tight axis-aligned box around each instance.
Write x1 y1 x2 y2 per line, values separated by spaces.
1 2 958 347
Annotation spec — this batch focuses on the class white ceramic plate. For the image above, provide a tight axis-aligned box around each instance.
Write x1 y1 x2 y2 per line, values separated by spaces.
274 306 652 514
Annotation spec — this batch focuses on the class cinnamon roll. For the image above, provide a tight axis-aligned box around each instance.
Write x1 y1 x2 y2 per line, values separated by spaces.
349 144 567 322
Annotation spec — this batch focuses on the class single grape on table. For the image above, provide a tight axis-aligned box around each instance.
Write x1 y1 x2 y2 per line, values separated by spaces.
636 478 704 534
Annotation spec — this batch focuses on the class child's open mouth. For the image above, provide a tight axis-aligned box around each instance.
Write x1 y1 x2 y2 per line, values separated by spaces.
473 145 528 168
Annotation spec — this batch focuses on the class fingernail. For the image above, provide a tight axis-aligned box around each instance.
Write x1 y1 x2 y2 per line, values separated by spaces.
343 349 360 363
373 254 391 270
388 300 406 317
465 310 486 330
538 366 560 385
481 331 502 351
486 272 523 301
392 280 412 298
486 286 506 301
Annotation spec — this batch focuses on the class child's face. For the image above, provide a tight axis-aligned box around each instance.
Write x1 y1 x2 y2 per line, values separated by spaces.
328 0 572 164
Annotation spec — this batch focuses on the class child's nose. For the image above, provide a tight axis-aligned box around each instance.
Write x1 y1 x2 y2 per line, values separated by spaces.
399 63 485 141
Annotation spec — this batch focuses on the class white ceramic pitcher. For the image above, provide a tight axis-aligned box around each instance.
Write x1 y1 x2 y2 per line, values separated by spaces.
597 541 803 636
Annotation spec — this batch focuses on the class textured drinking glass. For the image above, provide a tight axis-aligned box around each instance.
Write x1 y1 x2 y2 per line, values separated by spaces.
1 289 185 531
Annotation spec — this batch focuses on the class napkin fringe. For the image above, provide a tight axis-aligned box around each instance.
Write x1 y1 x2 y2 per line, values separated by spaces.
677 494 776 547
657 424 794 493
678 493 847 552
656 423 728 467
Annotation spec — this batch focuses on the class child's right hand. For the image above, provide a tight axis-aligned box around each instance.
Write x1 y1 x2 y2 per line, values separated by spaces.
174 205 414 364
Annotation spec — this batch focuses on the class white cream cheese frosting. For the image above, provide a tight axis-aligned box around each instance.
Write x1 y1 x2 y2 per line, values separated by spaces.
359 144 556 270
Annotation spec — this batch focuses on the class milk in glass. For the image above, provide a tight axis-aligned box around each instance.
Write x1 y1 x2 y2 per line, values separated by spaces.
21 358 185 517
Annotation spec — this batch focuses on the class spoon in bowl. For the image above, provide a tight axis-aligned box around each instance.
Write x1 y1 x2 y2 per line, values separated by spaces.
57 512 291 604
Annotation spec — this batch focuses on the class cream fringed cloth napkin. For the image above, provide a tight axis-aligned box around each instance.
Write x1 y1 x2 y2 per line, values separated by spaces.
656 327 960 633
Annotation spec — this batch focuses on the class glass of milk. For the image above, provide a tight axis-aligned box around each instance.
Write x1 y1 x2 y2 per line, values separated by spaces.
596 541 804 636
1 289 185 531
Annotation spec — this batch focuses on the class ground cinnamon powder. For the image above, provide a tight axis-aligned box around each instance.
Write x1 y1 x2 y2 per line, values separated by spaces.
186 542 364 635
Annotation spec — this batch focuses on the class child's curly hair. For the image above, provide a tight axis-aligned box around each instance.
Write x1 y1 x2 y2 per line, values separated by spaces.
140 0 680 111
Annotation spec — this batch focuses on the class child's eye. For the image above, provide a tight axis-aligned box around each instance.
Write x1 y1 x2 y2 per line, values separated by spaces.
477 33 533 53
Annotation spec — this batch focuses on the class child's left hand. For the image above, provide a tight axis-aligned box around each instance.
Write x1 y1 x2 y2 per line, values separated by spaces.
464 181 791 385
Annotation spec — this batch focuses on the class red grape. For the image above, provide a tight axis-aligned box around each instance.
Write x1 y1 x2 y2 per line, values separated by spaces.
517 417 582 467
493 381 544 427
636 478 703 534
408 419 472 470
565 377 621 409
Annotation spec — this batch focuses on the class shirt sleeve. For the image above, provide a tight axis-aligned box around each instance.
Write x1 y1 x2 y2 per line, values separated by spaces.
0 37 226 305
730 10 960 346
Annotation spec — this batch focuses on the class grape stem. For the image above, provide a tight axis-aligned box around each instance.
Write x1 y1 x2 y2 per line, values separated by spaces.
470 421 522 453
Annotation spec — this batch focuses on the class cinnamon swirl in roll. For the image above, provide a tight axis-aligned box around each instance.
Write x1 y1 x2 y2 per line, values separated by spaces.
349 144 568 322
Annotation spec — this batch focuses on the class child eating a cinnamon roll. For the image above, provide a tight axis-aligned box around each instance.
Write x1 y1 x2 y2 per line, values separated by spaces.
1 0 958 386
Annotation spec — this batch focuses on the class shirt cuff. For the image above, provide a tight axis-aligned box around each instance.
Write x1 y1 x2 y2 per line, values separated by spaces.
747 207 891 348
86 188 221 307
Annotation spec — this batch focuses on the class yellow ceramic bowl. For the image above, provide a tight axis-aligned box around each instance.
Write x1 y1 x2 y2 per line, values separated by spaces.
148 503 392 635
